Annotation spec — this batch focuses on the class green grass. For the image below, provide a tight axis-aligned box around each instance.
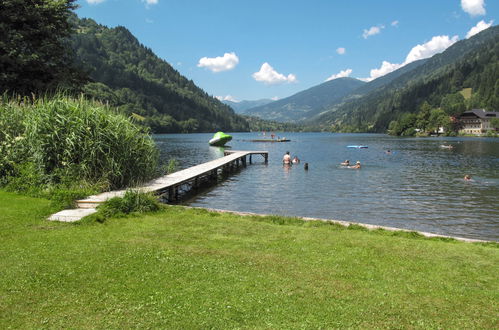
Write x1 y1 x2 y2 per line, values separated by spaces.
1 190 498 329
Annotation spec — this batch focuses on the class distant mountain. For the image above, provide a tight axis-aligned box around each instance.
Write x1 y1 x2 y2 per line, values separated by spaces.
222 99 274 113
244 77 366 122
71 16 249 133
313 25 499 132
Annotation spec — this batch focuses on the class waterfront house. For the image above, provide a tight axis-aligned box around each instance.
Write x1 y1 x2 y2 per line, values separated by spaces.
459 109 498 135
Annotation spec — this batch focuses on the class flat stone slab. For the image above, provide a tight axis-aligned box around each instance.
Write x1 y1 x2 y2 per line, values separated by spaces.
48 208 97 222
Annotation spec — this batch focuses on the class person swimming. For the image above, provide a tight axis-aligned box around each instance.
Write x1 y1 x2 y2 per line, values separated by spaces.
340 160 350 166
349 161 361 169
292 156 300 164
464 174 472 181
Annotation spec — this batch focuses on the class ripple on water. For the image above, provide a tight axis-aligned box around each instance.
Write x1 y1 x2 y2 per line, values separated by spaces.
155 133 499 241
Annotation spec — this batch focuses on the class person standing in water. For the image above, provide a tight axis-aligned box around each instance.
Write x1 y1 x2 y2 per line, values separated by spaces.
283 151 291 165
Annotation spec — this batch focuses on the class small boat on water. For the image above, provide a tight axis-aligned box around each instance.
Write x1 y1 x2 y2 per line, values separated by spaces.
250 138 290 142
209 132 232 146
347 145 368 149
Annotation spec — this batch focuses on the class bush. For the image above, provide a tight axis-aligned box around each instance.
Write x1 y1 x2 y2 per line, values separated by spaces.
97 190 162 218
0 94 160 192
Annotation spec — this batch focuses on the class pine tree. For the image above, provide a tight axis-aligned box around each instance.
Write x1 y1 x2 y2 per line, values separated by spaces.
0 0 82 95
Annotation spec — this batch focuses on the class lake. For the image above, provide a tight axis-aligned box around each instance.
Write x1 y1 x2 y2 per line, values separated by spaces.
154 132 499 241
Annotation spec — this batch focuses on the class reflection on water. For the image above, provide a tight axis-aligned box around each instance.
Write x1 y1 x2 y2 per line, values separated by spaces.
154 132 499 241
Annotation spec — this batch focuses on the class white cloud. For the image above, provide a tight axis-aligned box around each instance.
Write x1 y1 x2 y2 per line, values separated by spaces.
404 35 459 63
252 63 297 85
197 52 239 72
461 0 486 16
143 0 158 5
86 0 106 4
361 34 459 81
466 19 494 38
326 69 353 81
271 96 280 101
336 47 346 55
216 95 238 102
391 20 399 27
368 61 403 81
363 25 384 39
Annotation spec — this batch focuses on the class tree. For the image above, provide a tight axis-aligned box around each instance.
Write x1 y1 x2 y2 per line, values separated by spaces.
0 0 82 95
490 118 499 131
440 93 466 117
427 109 449 134
416 101 432 132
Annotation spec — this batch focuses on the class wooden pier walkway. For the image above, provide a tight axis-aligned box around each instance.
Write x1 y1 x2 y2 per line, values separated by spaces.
49 150 268 222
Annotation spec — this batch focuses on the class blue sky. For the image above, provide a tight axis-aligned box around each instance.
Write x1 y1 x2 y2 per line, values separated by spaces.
76 0 498 102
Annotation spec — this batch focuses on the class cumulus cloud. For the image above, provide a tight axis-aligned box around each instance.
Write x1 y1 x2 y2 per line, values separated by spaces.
391 20 399 27
271 96 280 101
404 35 459 63
368 61 403 81
197 52 239 72
461 0 486 16
361 35 459 81
466 19 494 38
336 47 346 55
252 63 297 85
326 69 353 81
86 0 106 4
216 95 238 102
143 0 158 5
363 25 384 39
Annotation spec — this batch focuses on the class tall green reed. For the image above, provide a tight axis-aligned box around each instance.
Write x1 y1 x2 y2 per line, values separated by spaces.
0 94 159 192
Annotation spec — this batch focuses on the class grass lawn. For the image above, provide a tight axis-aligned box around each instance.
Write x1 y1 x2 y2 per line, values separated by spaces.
0 190 498 328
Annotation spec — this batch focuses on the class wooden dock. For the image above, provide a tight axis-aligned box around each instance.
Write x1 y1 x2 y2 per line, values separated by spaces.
49 150 268 221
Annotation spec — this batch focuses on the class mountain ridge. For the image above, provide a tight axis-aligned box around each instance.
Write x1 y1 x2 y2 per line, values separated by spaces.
222 99 274 113
313 25 499 132
244 77 366 122
72 16 249 133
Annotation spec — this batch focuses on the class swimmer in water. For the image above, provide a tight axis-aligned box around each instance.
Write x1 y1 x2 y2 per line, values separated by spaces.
340 160 350 166
350 161 361 169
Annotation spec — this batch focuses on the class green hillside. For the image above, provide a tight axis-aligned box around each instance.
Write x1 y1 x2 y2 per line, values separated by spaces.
71 17 249 133
244 77 365 122
222 99 274 114
314 26 499 132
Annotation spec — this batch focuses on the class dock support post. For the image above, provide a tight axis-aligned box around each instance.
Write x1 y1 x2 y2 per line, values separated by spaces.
264 153 268 164
249 155 252 164
168 187 174 202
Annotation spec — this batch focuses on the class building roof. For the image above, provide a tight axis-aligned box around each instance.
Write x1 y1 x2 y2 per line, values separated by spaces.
460 109 498 119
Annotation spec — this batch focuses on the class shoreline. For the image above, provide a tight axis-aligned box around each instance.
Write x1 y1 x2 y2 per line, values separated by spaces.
186 205 495 244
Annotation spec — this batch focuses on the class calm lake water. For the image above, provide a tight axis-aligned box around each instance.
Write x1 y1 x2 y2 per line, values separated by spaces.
154 132 499 241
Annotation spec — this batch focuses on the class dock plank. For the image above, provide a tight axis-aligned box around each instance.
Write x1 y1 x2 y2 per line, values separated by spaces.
77 150 267 205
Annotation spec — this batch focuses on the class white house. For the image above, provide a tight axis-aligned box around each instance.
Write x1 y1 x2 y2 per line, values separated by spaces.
459 109 498 135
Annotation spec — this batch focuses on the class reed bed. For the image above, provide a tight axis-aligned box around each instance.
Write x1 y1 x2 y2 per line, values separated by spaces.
0 94 159 194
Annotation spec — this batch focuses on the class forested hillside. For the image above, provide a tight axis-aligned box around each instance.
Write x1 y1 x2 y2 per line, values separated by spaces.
71 17 249 133
245 77 365 122
222 99 274 114
314 26 499 132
